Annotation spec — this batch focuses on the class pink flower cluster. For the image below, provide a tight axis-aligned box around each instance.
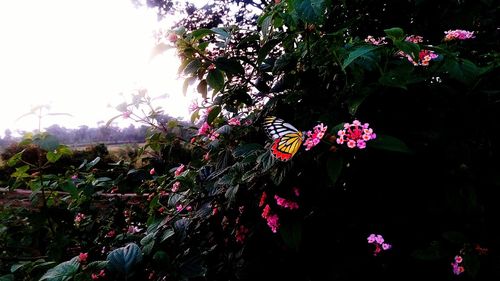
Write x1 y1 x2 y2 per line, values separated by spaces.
79 252 88 263
365 35 387 46
404 49 439 66
174 164 185 177
172 181 181 192
228 117 241 126
405 35 424 44
274 195 299 210
337 120 376 149
367 234 391 256
91 270 106 280
303 123 327 151
235 225 249 243
444 29 475 41
74 213 86 226
197 122 220 140
261 205 280 233
451 255 465 275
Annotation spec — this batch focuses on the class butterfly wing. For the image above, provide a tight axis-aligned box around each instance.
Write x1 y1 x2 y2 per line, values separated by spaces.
263 116 301 140
263 116 303 161
271 131 303 161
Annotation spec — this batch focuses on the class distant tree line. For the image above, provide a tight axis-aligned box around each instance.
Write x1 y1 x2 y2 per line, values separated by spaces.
0 124 149 149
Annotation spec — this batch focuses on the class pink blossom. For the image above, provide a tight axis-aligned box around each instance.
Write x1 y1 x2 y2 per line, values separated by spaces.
293 187 300 197
455 255 463 263
172 181 180 192
186 205 192 211
274 195 299 210
367 234 376 244
444 29 475 41
74 213 85 225
337 120 376 149
382 243 391 250
174 164 185 176
167 32 178 43
79 252 88 263
228 118 241 126
176 204 183 212
105 230 116 238
303 123 328 151
71 174 78 180
262 204 271 219
122 111 131 118
375 234 384 244
405 35 424 43
266 214 280 233
188 100 198 113
91 269 106 280
259 192 267 207
364 35 387 46
127 226 142 234
198 122 211 136
367 234 391 256
235 225 249 243
149 168 155 175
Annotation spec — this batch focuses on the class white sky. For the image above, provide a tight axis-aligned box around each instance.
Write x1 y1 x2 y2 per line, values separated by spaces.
0 0 199 137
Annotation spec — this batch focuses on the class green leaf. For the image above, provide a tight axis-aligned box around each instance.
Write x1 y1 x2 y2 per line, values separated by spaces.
0 274 14 281
394 40 420 60
384 27 405 41
206 69 224 93
326 153 343 185
10 262 29 273
86 261 108 271
161 228 175 242
197 80 208 99
183 60 202 75
280 221 302 251
210 27 229 39
12 165 30 179
106 243 143 277
85 157 101 170
369 134 412 153
446 58 480 85
46 151 62 163
342 45 379 69
61 180 78 199
291 0 327 23
40 256 79 281
33 134 60 151
7 150 25 167
191 28 214 40
233 143 264 158
215 57 245 75
207 106 221 124
258 38 281 64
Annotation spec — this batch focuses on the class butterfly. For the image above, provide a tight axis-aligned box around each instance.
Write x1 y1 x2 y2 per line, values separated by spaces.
263 116 303 161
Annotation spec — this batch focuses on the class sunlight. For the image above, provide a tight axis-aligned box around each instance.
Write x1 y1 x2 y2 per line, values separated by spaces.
0 0 190 136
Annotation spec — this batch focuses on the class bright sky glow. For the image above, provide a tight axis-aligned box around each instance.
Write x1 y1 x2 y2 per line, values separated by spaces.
0 0 195 137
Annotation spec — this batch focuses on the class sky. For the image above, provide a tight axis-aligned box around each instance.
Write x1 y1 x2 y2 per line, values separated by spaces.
0 0 200 137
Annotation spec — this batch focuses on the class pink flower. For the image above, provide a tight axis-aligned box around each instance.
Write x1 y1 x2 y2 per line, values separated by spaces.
228 118 241 126
367 233 391 255
262 204 271 219
176 204 183 212
364 35 387 46
149 168 155 175
79 252 88 263
203 152 210 161
127 226 142 234
198 122 211 136
303 123 328 151
455 255 463 263
274 195 299 210
71 174 78 180
444 29 475 41
172 181 180 192
122 111 131 119
188 100 198 113
337 120 376 149
174 164 185 176
293 187 300 197
235 225 249 243
91 269 106 280
186 205 192 211
167 32 178 43
74 213 85 225
405 35 424 43
266 214 280 233
105 230 116 238
259 192 267 207
367 234 376 244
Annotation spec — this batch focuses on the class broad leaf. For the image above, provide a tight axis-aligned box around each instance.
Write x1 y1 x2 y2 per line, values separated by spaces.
326 153 343 185
207 106 221 124
384 27 405 41
39 257 79 281
291 0 327 24
206 69 224 93
215 57 244 75
342 45 379 69
106 243 143 277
